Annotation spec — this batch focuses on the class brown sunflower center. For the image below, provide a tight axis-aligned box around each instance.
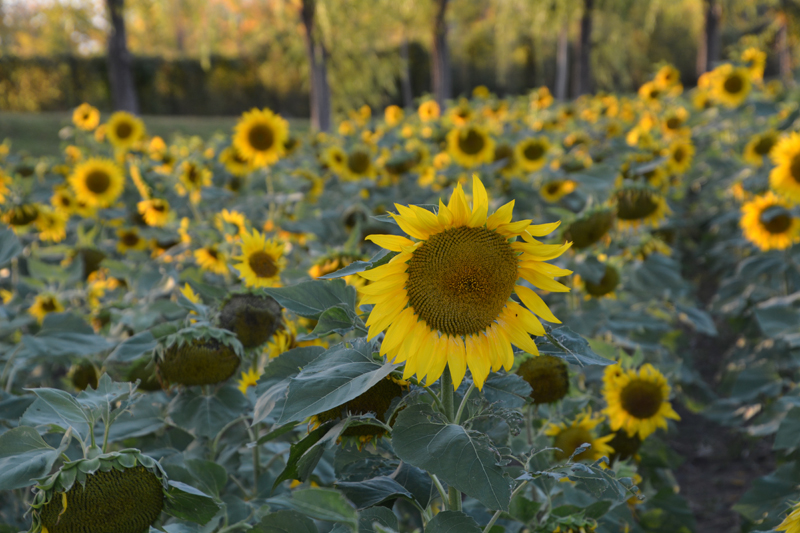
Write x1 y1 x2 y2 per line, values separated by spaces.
406 226 517 336
41 298 57 312
248 124 275 151
58 195 73 207
152 203 166 213
115 121 133 139
206 247 219 259
620 378 663 419
493 144 514 169
754 136 776 155
523 142 545 161
790 154 800 184
616 190 660 220
121 232 140 246
85 170 111 194
665 117 681 130
673 147 686 163
761 209 793 234
553 427 594 462
186 165 199 183
724 74 744 95
348 151 371 175
248 251 278 278
457 128 486 155
546 183 561 195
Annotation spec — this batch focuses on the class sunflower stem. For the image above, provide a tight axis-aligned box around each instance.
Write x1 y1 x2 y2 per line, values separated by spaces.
429 473 448 506
455 383 475 424
482 481 528 533
439 369 462 511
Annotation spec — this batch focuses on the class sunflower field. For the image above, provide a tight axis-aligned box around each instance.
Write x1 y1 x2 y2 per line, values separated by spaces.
1 50 799 533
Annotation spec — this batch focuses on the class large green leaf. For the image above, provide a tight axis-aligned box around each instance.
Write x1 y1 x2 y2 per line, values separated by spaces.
107 331 158 363
424 511 482 533
299 305 361 341
76 374 139 426
252 510 318 533
23 388 92 441
273 421 337 489
186 459 228 499
21 313 113 360
482 372 532 409
536 327 613 367
392 403 511 511
168 384 249 439
266 488 358 530
358 507 398 533
0 426 68 490
775 407 800 450
277 339 399 424
0 228 22 266
336 476 416 510
733 461 800 524
165 480 221 525
262 279 357 319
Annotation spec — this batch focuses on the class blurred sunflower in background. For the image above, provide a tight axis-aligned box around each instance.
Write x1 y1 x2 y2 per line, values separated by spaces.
614 187 670 229
106 111 145 151
342 147 376 181
603 364 680 440
710 65 751 107
545 410 615 462
540 179 576 203
117 228 148 253
446 125 494 168
72 103 100 131
769 133 800 202
69 158 125 208
740 192 800 251
194 245 228 275
741 47 766 83
359 175 571 390
664 140 695 174
516 137 550 172
137 198 171 227
28 293 64 323
418 100 440 122
743 131 778 166
233 108 289 167
219 146 251 177
234 229 285 288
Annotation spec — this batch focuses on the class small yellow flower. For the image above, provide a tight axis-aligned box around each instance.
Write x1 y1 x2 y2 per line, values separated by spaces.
237 367 262 395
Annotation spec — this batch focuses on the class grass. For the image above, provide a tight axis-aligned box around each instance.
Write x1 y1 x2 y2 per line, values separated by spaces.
0 112 310 157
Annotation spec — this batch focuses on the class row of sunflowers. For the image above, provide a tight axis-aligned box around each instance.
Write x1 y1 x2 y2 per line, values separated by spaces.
1 44 799 533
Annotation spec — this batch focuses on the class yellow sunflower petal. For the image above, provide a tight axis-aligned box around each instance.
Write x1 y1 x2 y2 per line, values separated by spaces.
365 234 415 251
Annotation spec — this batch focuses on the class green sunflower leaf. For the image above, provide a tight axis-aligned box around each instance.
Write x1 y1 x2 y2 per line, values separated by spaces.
262 279 357 320
537 327 613 367
168 384 249 439
266 488 358 529
335 476 416 510
358 507 399 533
165 480 221 525
251 510 318 533
0 426 67 490
392 403 512 511
424 511 482 533
0 228 22 266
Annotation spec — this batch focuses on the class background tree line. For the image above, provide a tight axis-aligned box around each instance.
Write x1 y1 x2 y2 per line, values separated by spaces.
0 0 796 130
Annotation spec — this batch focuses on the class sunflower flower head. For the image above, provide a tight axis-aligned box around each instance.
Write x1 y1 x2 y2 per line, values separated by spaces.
545 410 615 462
233 108 289 168
105 111 145 151
233 229 285 288
72 103 100 131
740 191 800 251
68 158 125 208
358 175 572 390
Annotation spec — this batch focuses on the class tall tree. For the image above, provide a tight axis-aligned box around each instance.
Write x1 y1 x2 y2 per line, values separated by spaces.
555 23 569 100
697 0 721 75
571 0 593 96
300 0 332 132
431 0 451 107
776 10 793 87
106 0 139 113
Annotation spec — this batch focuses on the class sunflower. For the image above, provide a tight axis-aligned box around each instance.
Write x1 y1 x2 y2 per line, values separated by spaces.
29 293 64 323
219 146 252 177
69 158 125 208
322 145 348 174
3 204 39 228
530 86 553 110
117 228 147 253
0 171 8 204
358 176 571 390
603 363 680 440
637 81 662 105
106 111 145 151
492 143 520 178
72 103 100 131
710 65 751 108
743 131 778 166
540 180 577 203
660 107 689 138
516 137 550 173
664 140 695 175
418 100 441 122
178 161 211 202
447 101 474 126
740 192 800 251
50 187 76 215
446 125 495 168
516 354 570 404
614 187 670 229
770 133 800 202
233 108 289 167
545 410 615 462
308 252 368 287
741 47 766 83
34 207 67 243
341 148 377 181
654 64 680 89
237 367 262 395
777 502 800 533
137 198 171 227
234 229 285 288
384 105 404 127
194 246 228 275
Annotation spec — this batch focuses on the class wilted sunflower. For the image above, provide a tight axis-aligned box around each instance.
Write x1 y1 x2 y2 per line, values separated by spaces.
194 246 228 275
664 140 695 174
137 198 171 227
342 148 377 181
743 131 778 166
35 207 67 243
545 410 615 462
614 187 670 229
516 137 550 173
233 108 289 167
603 363 680 440
769 133 800 202
540 180 577 203
740 192 800 251
358 175 571 390
710 65 751 108
117 227 147 253
234 229 285 288
106 111 145 151
69 158 125 208
446 125 494 168
29 293 64 323
777 502 800 533
72 103 100 131
418 100 441 122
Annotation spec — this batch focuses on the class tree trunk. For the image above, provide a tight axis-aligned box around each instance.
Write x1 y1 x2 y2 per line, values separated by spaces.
555 23 569 100
300 0 331 132
400 36 414 108
697 0 721 75
577 0 593 95
106 0 139 113
777 12 793 87
431 0 451 108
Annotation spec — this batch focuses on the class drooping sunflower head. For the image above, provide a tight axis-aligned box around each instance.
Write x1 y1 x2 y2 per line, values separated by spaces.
233 229 285 288
446 125 495 168
233 107 289 167
72 103 100 131
193 245 228 275
29 293 64 323
769 133 800 203
69 158 125 208
67 360 100 391
603 363 680 440
30 451 166 533
218 292 282 349
743 131 778 166
311 375 407 445
3 203 40 228
418 100 441 122
740 191 800 251
540 179 577 203
516 354 570 404
358 175 572 390
516 137 550 172
710 65 751 108
157 327 243 387
137 198 171 228
563 207 615 249
613 186 670 229
545 410 615 462
105 111 145 151
581 263 620 298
